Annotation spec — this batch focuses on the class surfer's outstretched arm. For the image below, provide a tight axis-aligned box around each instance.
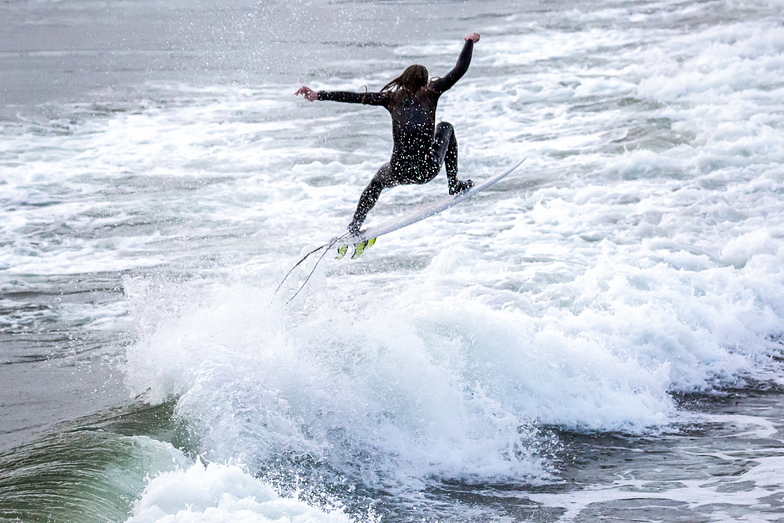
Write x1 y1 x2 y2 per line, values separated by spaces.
296 86 388 106
429 33 480 94
295 86 320 101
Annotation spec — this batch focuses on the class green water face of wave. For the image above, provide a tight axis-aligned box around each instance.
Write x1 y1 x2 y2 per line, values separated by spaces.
0 401 192 523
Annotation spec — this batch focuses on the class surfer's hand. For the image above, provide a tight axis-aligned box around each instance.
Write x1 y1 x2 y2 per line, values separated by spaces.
465 33 480 43
296 86 318 101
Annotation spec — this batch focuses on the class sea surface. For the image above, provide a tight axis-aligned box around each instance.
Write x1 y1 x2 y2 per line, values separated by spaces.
2 0 784 521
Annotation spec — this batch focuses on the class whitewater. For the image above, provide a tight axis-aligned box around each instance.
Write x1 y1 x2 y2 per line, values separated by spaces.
2 0 784 521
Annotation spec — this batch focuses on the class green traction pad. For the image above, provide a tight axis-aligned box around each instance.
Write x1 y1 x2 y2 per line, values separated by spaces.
336 237 376 260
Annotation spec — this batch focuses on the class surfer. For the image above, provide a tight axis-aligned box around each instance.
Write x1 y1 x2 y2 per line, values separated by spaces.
296 33 480 235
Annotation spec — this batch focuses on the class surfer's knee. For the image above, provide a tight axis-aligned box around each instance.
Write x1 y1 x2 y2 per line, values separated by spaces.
436 121 454 134
435 122 454 145
371 162 398 189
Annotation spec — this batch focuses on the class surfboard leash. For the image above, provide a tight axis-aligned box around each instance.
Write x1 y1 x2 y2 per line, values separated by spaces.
274 242 329 295
284 233 350 303
274 233 351 302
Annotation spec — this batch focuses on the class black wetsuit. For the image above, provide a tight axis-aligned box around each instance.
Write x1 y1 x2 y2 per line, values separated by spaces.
317 39 475 234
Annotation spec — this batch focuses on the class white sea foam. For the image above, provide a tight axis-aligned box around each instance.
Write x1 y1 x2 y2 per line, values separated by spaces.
112 0 784 497
127 460 352 523
123 277 552 485
4 0 784 516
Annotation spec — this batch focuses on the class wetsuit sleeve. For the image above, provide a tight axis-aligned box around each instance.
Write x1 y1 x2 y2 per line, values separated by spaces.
429 39 474 94
317 91 389 106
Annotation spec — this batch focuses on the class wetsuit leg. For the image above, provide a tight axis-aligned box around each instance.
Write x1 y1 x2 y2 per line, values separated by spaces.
434 122 472 195
434 122 458 176
349 162 398 234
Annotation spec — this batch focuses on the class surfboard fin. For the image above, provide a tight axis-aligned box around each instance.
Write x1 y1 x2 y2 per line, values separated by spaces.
335 245 349 259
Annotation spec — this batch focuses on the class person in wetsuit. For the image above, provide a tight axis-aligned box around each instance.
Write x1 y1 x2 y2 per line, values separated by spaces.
296 32 480 235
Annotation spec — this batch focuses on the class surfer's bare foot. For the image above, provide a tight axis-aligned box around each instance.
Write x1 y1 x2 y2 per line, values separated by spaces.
449 179 473 195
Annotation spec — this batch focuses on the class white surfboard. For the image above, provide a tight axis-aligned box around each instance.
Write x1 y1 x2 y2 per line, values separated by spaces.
276 158 527 300
335 158 526 256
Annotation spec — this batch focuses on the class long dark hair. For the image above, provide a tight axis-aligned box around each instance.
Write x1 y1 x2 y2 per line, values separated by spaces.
381 64 429 95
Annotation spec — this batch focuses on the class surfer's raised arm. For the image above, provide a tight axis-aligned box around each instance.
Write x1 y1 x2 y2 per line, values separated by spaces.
296 33 479 103
295 86 389 106
430 33 480 94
